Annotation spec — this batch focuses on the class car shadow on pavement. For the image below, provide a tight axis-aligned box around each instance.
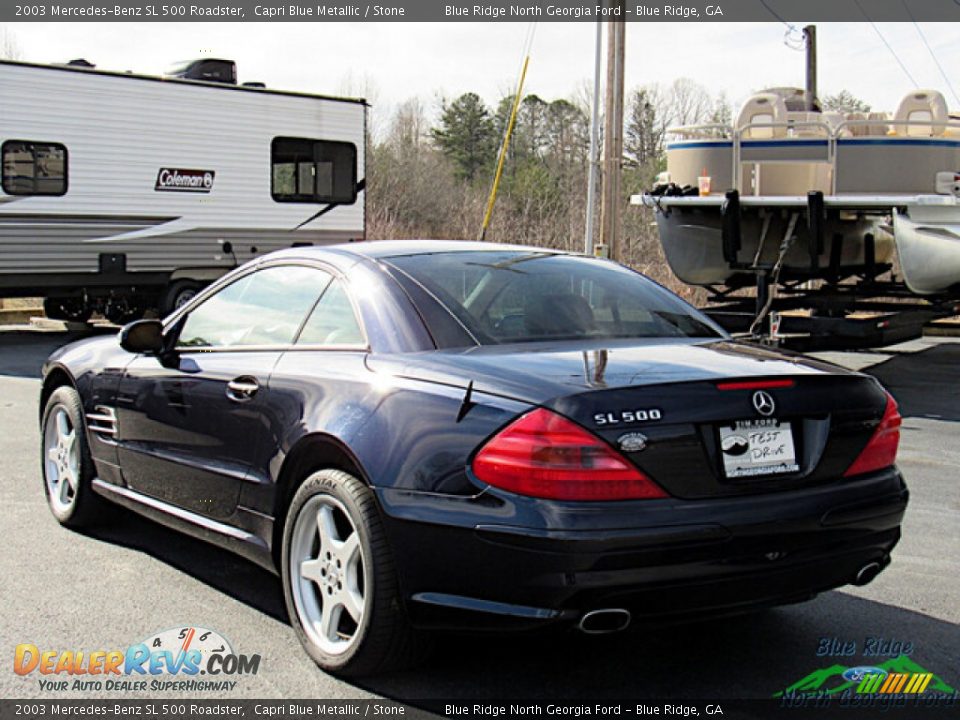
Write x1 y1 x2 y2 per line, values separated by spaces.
78 508 289 623
0 327 116 379
356 594 959 700
867 342 960 422
78 502 960 700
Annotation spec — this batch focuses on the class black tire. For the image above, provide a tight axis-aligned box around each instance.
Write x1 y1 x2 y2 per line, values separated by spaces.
40 386 112 528
281 469 428 676
159 280 203 316
104 298 145 325
43 297 92 323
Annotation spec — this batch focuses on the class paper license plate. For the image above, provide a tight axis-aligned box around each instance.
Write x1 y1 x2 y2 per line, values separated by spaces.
718 419 799 478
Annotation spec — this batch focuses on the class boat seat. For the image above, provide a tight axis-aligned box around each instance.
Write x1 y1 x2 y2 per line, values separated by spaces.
893 89 948 136
947 113 960 137
846 113 869 136
821 111 850 137
866 112 891 136
786 110 828 137
737 93 788 139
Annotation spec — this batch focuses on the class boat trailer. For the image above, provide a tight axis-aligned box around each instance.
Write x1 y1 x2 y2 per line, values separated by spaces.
702 190 960 351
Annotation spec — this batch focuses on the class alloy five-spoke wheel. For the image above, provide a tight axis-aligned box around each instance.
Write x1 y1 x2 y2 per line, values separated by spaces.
44 405 80 515
281 469 427 676
290 494 367 655
40 385 109 527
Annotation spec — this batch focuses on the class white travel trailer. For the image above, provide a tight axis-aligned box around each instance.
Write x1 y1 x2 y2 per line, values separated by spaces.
0 58 366 322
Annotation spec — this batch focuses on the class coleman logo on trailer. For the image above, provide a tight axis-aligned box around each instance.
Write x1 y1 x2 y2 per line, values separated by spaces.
155 168 215 193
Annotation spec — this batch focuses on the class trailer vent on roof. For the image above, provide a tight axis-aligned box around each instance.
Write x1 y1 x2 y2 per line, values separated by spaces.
168 59 237 85
66 59 96 68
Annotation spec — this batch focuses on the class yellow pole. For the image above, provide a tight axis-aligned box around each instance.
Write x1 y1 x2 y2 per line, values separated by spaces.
479 54 530 241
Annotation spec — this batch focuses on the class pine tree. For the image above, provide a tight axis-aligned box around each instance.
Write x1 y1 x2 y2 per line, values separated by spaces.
431 93 496 181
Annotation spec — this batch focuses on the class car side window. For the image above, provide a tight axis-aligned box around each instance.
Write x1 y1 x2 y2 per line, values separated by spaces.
177 266 332 349
296 278 364 346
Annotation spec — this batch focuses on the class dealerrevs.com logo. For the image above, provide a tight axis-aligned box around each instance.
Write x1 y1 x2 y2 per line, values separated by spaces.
155 167 215 192
13 626 260 693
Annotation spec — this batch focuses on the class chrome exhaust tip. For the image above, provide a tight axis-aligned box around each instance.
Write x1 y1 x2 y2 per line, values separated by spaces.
577 608 631 634
854 561 882 586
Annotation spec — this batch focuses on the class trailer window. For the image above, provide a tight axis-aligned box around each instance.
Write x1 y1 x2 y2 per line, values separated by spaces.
271 137 356 204
2 141 67 196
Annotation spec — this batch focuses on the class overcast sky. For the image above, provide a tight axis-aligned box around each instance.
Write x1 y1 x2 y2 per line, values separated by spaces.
4 21 959 127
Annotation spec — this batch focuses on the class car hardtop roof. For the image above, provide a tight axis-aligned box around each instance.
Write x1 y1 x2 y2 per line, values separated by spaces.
270 239 575 263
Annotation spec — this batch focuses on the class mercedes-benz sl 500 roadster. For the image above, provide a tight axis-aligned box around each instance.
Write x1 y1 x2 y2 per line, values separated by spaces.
39 241 908 675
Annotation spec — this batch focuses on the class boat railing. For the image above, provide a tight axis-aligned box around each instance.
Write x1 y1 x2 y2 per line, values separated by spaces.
732 120 834 193
666 123 733 140
668 118 960 194
833 116 960 138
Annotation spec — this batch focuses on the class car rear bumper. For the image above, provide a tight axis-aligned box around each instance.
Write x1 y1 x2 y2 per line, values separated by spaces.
374 468 908 631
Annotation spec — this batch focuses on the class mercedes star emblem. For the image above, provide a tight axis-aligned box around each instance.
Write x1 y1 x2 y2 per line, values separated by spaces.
752 390 776 417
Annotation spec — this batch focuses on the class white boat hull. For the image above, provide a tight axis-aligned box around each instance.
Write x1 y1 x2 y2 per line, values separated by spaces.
894 201 960 295
652 201 891 286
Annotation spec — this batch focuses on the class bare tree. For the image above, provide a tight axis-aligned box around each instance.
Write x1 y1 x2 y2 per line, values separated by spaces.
710 92 733 126
1 27 22 60
337 70 383 141
388 97 428 150
666 78 713 127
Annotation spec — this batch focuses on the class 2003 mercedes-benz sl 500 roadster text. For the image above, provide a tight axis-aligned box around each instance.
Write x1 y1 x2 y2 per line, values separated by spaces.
39 241 908 675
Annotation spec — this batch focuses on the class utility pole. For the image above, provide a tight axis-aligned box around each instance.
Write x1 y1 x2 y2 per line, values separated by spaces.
804 25 817 110
583 20 603 255
599 10 625 261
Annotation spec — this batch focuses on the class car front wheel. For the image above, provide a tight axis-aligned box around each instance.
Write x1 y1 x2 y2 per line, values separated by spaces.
281 469 425 676
41 386 110 527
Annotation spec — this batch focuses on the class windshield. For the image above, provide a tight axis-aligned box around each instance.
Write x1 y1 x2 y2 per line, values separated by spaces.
384 251 723 345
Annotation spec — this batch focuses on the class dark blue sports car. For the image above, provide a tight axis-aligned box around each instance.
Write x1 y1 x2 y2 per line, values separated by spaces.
40 241 907 675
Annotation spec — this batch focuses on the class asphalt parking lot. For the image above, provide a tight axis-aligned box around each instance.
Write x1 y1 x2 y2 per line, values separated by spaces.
1 326 957 704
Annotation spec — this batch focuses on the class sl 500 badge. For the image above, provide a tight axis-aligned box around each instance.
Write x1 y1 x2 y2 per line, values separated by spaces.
593 408 662 426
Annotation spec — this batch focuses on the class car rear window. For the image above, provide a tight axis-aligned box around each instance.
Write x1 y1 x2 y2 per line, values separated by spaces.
384 251 722 345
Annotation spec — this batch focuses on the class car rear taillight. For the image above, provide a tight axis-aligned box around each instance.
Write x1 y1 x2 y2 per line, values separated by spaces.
843 392 902 477
471 408 668 501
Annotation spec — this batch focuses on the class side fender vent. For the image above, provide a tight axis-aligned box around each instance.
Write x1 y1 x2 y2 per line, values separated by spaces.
86 406 118 438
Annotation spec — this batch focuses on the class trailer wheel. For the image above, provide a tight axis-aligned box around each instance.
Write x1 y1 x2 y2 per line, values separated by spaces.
160 280 203 316
104 298 145 325
43 297 92 324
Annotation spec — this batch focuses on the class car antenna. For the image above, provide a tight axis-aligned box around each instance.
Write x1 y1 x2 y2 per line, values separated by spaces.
456 380 476 423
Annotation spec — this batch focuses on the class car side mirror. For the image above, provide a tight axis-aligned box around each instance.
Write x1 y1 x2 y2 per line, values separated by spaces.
119 319 165 355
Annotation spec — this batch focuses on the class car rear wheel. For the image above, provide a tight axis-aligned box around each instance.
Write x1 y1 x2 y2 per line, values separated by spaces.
41 386 111 527
281 469 426 676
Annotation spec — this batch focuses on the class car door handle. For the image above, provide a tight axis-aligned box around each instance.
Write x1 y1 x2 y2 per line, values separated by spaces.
226 377 260 401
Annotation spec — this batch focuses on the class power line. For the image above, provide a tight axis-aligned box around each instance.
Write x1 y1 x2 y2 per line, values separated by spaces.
854 0 920 87
759 0 793 29
758 0 805 50
902 0 960 105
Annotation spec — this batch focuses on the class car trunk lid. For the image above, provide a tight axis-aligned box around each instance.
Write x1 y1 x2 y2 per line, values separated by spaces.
545 373 887 499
